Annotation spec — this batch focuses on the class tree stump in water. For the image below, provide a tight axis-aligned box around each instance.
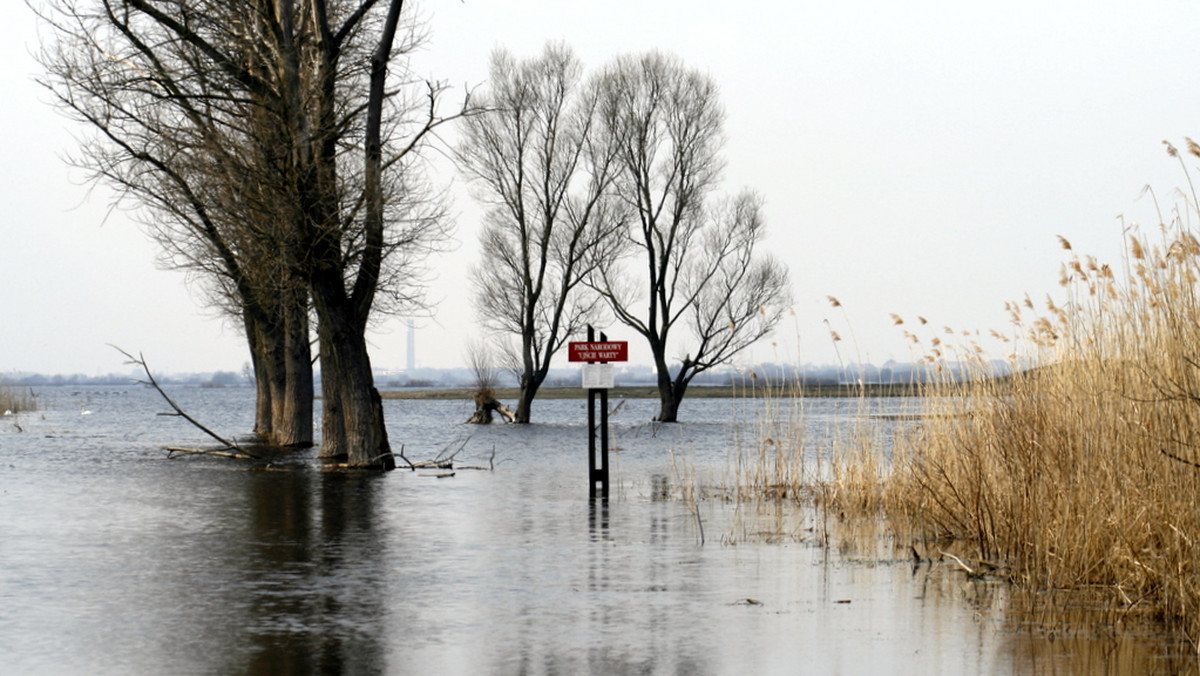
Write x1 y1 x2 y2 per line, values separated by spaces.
467 391 515 424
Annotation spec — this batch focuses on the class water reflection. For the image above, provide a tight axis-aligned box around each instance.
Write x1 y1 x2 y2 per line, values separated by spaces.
588 497 610 539
797 509 1199 675
1003 595 1199 675
239 469 388 675
1 387 1196 674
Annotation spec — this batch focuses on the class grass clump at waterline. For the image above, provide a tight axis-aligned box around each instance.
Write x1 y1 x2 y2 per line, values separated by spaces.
706 368 911 546
817 190 1200 640
0 381 36 414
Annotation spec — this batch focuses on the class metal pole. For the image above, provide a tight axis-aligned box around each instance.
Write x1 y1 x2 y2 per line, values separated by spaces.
588 387 598 498
587 326 599 498
584 325 612 499
599 331 610 499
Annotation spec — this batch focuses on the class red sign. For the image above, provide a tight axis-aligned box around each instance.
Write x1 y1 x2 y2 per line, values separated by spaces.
568 341 629 363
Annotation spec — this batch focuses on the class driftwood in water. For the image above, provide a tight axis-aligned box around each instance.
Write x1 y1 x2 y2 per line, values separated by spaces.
937 549 1009 579
113 346 258 460
399 437 467 469
164 446 258 460
466 391 515 424
394 438 494 473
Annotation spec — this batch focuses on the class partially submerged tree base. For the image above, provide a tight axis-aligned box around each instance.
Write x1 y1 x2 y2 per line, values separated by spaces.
320 452 397 470
319 390 396 470
117 346 399 469
467 391 515 424
464 345 514 423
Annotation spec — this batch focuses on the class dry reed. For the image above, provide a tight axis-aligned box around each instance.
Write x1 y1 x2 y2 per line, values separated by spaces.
0 380 35 414
880 187 1200 640
733 147 1200 643
717 361 912 547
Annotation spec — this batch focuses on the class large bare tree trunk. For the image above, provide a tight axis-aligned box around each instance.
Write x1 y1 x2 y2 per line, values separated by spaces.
275 284 313 447
261 319 289 441
317 320 345 459
514 369 542 424
246 311 275 440
305 0 400 468
653 357 686 423
246 295 314 446
312 275 394 469
514 388 535 424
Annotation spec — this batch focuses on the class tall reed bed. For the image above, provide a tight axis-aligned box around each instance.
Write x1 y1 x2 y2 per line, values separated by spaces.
881 166 1200 638
713 368 815 544
717 364 913 546
726 369 814 502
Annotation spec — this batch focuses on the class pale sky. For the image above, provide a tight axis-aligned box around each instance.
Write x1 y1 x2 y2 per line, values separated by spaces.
4 1 1200 376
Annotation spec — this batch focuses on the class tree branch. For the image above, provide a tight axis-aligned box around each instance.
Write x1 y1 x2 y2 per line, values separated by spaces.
112 345 255 458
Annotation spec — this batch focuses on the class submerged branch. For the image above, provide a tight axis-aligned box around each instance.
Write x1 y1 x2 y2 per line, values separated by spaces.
396 438 494 471
111 345 256 459
164 445 257 460
939 550 977 576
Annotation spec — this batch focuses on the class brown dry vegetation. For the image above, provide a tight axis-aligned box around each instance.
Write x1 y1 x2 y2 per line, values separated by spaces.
880 217 1200 639
739 145 1200 643
0 381 35 414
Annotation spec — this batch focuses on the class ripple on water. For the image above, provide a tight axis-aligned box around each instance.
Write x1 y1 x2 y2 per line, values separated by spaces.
0 385 1191 674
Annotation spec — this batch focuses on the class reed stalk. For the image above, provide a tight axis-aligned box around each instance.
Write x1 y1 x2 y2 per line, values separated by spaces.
881 191 1200 639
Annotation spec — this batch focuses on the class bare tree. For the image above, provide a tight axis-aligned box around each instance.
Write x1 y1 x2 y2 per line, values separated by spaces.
590 52 791 422
36 0 317 446
457 43 624 423
464 340 514 424
37 0 455 467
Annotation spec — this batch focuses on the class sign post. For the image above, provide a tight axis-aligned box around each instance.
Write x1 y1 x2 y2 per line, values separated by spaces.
570 328 629 499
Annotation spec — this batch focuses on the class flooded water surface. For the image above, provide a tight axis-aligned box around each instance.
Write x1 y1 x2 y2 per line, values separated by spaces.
0 386 1193 674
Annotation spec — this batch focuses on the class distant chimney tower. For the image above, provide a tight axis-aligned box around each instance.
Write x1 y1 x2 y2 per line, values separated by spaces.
406 318 416 372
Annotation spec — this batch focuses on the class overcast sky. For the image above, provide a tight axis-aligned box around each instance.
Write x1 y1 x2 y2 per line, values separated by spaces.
4 1 1200 376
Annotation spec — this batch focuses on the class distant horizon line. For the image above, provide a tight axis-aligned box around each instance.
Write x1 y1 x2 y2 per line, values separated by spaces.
3 358 1020 381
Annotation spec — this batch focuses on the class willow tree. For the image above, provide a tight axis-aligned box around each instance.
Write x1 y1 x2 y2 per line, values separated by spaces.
36 0 316 445
457 43 623 423
37 0 452 466
589 52 792 422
